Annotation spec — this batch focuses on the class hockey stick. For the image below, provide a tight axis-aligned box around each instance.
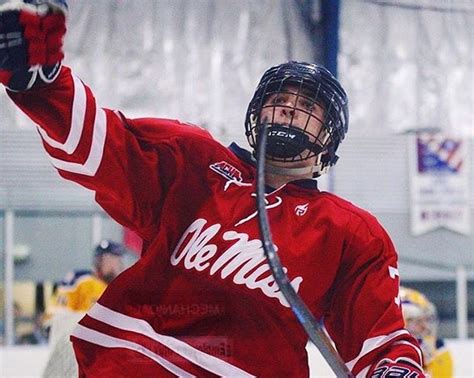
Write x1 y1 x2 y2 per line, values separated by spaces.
255 123 353 378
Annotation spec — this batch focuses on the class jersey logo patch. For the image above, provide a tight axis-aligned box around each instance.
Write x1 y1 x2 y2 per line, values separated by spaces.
210 161 243 183
295 203 309 216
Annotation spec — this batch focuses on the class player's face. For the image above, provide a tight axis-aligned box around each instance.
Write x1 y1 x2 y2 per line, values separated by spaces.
405 315 435 338
98 254 124 284
259 85 327 168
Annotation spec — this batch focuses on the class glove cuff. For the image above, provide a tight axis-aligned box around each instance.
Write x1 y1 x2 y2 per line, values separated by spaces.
0 1 66 91
5 61 62 91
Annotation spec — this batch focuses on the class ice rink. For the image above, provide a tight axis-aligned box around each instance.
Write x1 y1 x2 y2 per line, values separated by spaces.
1 339 473 377
0 0 473 377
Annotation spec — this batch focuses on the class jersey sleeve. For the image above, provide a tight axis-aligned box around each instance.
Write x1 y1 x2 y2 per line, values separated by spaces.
324 214 425 377
6 66 212 240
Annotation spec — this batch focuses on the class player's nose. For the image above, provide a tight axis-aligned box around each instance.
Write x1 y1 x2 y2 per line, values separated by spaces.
279 101 297 119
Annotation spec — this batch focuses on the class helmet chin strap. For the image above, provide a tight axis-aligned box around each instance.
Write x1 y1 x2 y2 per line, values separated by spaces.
263 133 331 178
264 163 316 177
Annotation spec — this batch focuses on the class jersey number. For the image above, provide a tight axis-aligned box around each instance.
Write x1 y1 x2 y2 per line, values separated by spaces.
388 266 400 306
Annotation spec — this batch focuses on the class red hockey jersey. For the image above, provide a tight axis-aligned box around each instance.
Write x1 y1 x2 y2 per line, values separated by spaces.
8 67 424 377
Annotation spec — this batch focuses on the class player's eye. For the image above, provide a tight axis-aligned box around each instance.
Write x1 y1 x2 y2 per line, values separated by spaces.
273 95 287 104
300 99 316 112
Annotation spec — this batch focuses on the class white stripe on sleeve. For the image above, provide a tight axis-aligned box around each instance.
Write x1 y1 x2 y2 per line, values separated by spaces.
37 74 87 154
78 303 254 377
47 107 107 176
355 365 370 378
346 329 417 370
72 324 195 378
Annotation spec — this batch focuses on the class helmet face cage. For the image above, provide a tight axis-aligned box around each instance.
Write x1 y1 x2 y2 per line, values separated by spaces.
245 62 348 175
400 287 438 364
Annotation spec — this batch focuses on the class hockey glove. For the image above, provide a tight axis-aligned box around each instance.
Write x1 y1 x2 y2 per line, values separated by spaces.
370 358 425 377
0 0 67 91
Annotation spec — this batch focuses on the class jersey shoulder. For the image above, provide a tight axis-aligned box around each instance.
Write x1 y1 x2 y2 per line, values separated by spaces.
58 269 94 288
122 116 235 163
57 270 105 292
124 117 215 145
316 191 397 260
318 191 385 232
53 270 106 312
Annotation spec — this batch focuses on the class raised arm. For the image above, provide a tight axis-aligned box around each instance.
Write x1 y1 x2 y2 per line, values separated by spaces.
0 1 176 240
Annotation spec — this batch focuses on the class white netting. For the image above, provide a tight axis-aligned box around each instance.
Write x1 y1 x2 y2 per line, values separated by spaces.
41 312 84 378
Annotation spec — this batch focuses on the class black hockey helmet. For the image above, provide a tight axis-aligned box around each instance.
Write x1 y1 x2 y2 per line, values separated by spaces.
244 61 349 177
94 240 125 257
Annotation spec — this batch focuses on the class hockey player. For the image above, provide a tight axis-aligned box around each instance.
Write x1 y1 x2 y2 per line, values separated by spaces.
41 240 125 377
51 240 126 313
400 287 454 377
0 1 425 376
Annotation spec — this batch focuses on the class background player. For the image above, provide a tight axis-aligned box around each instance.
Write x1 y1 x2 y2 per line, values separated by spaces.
41 240 126 376
400 286 454 377
0 1 426 376
50 240 126 313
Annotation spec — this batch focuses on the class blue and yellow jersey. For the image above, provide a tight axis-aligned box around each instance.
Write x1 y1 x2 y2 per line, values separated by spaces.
51 270 107 312
425 339 453 378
